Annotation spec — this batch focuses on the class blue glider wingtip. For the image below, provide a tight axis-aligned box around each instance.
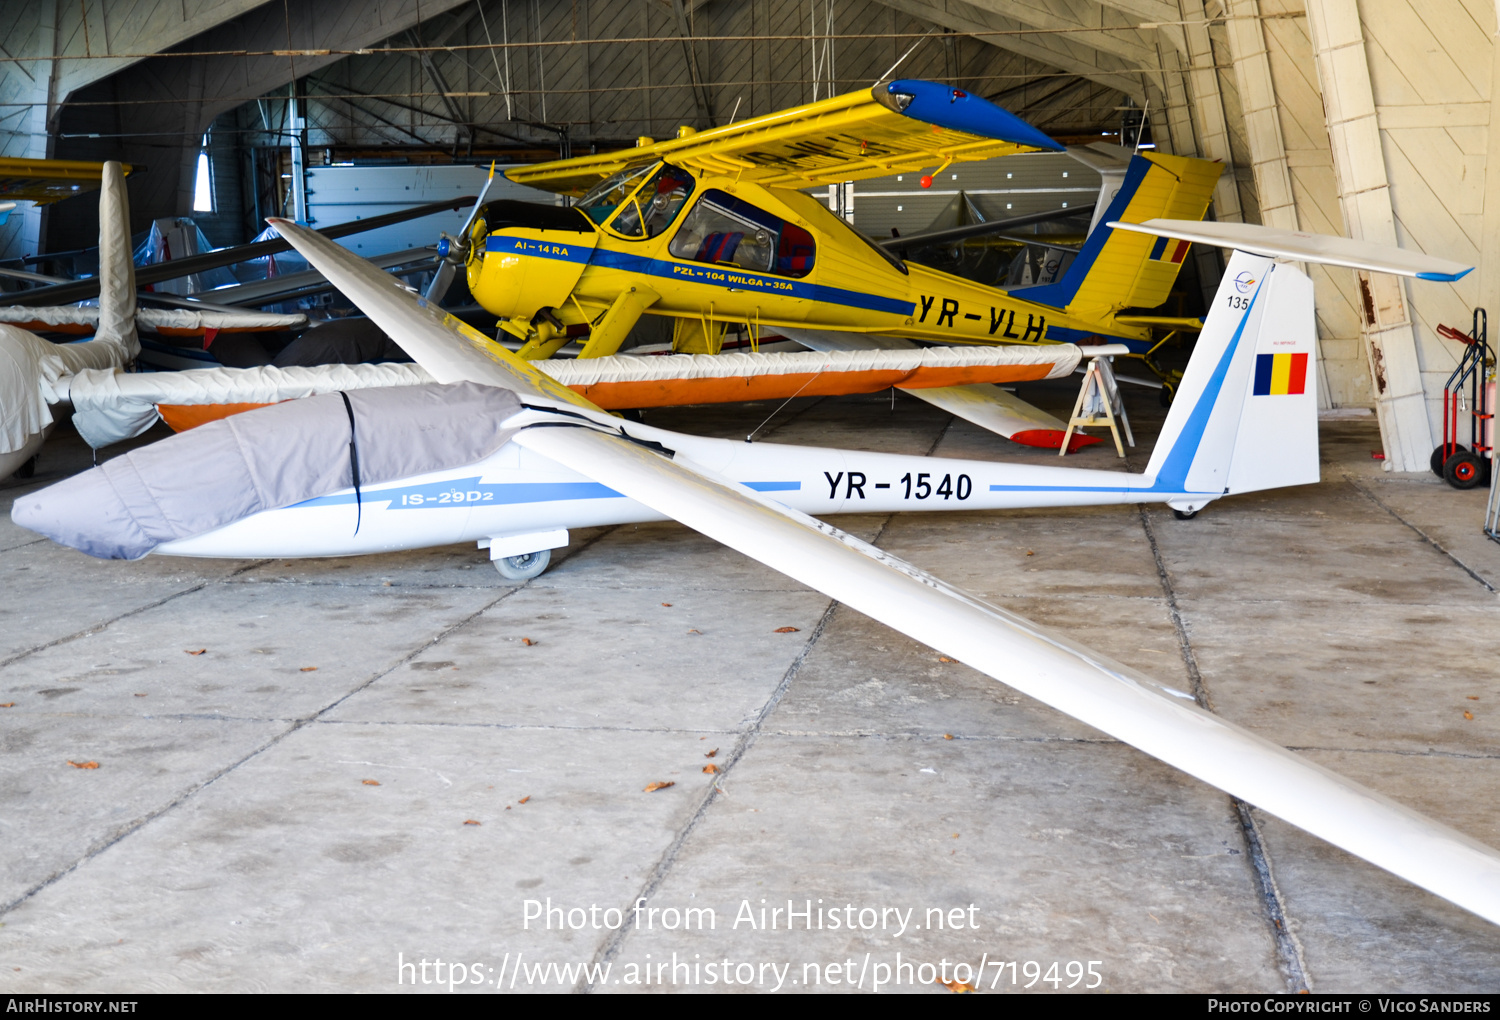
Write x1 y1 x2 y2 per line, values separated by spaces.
1416 267 1472 282
886 79 1065 152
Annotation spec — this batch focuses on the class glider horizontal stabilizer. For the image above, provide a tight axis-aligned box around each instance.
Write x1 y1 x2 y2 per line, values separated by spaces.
1111 219 1474 281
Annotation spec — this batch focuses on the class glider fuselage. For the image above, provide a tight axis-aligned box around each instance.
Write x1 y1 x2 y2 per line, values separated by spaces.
155 422 1199 562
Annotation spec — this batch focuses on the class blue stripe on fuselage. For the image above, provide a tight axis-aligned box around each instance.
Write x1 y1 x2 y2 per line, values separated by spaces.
487 236 915 317
290 476 800 509
1043 324 1152 352
292 477 624 509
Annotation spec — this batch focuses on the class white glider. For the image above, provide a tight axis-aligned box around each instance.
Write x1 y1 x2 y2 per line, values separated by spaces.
14 215 1500 927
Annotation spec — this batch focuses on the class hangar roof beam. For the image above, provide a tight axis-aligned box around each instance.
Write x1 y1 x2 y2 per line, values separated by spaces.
871 0 1150 102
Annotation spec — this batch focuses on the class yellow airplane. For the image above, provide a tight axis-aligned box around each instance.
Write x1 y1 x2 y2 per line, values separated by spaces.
0 155 136 207
448 80 1220 371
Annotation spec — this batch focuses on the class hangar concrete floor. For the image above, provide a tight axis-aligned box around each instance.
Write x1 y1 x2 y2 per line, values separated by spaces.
1 380 1497 994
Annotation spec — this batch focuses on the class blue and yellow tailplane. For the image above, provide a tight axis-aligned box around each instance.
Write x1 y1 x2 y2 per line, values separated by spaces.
1012 152 1222 322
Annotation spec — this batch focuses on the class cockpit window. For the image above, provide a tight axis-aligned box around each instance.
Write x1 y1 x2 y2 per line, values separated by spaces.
667 189 817 278
608 164 696 239
577 164 654 225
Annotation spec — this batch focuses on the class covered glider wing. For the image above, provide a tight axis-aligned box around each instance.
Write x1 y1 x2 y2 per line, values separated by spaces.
264 218 1500 926
263 218 595 412
1111 219 1474 282
505 80 1064 195
783 327 1098 451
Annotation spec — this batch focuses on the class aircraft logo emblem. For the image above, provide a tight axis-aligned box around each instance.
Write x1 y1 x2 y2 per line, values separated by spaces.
1234 272 1257 294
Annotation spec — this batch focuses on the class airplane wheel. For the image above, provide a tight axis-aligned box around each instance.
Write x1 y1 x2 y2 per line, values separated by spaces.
15 455 36 479
1431 444 1465 477
1172 508 1199 520
493 548 552 580
1443 450 1489 490
1159 387 1173 408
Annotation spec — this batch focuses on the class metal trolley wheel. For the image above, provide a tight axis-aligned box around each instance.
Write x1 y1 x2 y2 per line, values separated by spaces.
1432 443 1467 477
1443 450 1490 490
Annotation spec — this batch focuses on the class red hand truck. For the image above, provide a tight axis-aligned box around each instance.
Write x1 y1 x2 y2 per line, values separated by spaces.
1432 309 1494 489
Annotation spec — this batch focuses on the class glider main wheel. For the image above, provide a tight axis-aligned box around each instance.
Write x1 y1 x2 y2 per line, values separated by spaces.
15 455 36 479
1431 444 1466 477
1443 450 1489 490
1172 508 1199 520
493 548 552 580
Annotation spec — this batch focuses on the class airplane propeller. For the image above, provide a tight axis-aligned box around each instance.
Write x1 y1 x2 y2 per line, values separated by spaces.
424 162 498 303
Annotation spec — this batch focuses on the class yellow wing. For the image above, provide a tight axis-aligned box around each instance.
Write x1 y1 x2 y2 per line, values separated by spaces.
506 80 1063 196
0 157 137 205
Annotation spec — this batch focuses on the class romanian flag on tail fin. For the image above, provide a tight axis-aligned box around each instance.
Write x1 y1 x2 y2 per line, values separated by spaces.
1149 235 1191 264
1253 352 1308 396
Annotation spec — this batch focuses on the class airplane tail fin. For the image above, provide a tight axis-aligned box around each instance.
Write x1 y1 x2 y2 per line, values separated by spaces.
95 161 138 359
1141 249 1319 510
1010 152 1222 318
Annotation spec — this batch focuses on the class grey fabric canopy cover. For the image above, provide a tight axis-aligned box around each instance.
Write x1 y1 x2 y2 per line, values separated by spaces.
12 382 525 559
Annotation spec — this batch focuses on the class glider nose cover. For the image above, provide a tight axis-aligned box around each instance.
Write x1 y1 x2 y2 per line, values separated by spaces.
11 382 524 559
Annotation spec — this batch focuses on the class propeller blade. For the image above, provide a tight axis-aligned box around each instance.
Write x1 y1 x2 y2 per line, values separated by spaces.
422 259 457 303
457 161 498 240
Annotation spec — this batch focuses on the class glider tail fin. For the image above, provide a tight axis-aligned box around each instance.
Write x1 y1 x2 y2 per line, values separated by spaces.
1141 249 1320 509
1011 152 1222 316
95 161 138 359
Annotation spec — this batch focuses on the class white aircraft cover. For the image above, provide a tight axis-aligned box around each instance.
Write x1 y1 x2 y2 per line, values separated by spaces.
94 160 138 356
0 306 307 333
545 344 1080 386
0 326 130 456
136 308 308 333
65 362 433 448
62 344 1078 448
1110 218 1474 281
15 383 524 559
0 161 141 457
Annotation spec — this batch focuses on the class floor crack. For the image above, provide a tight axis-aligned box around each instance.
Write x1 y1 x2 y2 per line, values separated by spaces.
0 581 525 920
576 508 903 993
1342 472 1496 593
1137 504 1312 993
0 560 271 673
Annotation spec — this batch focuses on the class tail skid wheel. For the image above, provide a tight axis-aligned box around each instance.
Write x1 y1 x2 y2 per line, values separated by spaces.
1172 507 1199 520
494 548 552 580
